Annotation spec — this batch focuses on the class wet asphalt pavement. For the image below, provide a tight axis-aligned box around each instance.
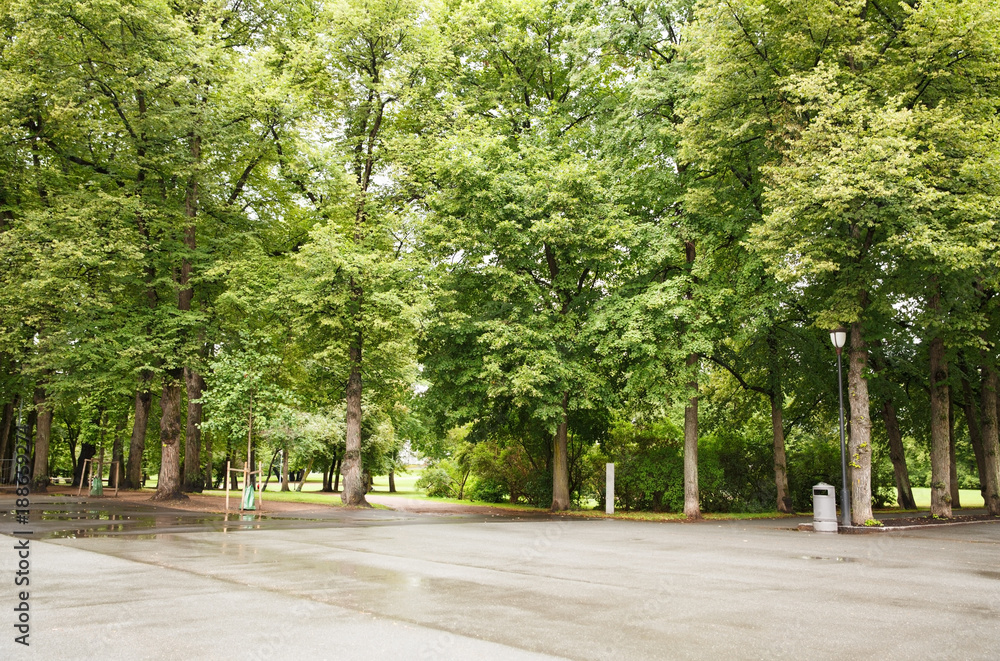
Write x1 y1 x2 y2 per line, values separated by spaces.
1 494 998 660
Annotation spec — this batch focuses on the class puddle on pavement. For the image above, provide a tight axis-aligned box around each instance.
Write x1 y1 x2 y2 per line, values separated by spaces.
798 555 857 563
2 504 273 539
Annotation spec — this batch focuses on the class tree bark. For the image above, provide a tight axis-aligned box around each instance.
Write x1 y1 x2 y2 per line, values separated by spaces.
949 399 960 508
261 449 280 492
296 457 314 492
73 443 96 488
684 352 701 519
769 392 792 513
124 375 153 489
203 430 213 491
928 334 952 517
230 454 240 490
980 364 1000 515
281 445 290 492
0 399 14 476
388 469 396 493
182 367 205 492
342 339 369 506
153 369 186 500
847 322 874 525
960 375 988 500
157 131 199 500
32 387 52 491
333 457 341 492
24 406 37 477
550 393 571 511
322 451 338 492
880 399 916 510
682 239 700 520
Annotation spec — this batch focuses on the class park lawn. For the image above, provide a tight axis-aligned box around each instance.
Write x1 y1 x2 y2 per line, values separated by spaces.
563 509 802 522
370 469 421 494
198 488 391 509
909 487 984 509
135 471 992 516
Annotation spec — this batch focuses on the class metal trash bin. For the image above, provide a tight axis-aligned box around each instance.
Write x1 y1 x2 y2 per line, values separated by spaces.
812 483 838 533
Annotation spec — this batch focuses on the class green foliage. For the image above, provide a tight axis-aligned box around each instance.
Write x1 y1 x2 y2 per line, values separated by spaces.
2 0 996 515
415 465 454 498
465 476 507 504
786 434 843 513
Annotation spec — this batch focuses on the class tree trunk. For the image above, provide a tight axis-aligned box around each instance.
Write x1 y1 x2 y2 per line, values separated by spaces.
296 457 314 492
124 375 153 489
322 451 338 492
183 368 205 492
928 334 952 517
683 352 701 519
960 375 988 500
769 392 792 513
24 406 37 477
0 399 14 476
281 445 290 492
32 387 52 491
847 322 874 525
551 393 571 511
880 399 916 510
158 130 199 500
73 443 96 488
333 457 341 492
110 412 127 489
153 370 186 500
249 447 257 489
682 239 700 520
980 364 1000 515
949 399 960 508
230 455 240 490
203 430 213 492
342 339 369 506
388 469 396 493
261 449 280 492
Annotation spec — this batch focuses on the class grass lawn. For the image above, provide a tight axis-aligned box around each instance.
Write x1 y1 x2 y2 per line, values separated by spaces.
142 469 990 516
909 487 984 509
197 487 391 509
563 510 801 521
370 470 421 494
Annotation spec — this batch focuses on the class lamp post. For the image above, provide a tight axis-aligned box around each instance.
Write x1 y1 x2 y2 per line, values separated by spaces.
830 327 851 528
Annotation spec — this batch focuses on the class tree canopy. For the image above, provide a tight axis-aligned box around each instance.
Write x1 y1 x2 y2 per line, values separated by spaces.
2 0 998 520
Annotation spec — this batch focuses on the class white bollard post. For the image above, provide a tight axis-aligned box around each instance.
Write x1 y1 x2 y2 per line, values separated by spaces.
606 463 614 514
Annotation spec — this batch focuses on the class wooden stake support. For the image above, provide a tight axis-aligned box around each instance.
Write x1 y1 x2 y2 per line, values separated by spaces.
76 458 121 497
224 460 264 514
224 390 264 515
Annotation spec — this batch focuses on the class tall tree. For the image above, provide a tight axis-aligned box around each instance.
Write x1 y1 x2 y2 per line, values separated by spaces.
286 0 444 506
421 0 633 510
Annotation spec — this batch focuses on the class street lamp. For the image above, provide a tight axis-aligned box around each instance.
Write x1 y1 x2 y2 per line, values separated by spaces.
830 327 851 528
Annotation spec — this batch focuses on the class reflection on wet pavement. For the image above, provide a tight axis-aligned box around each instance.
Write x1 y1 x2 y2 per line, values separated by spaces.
0 494 547 539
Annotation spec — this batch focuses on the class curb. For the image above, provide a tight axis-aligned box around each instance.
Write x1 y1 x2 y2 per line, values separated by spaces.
798 518 1000 534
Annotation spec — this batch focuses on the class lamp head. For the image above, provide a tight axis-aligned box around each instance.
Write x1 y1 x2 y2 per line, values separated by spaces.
830 327 848 352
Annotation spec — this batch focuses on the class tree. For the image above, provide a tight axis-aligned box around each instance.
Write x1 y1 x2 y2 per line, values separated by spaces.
285 0 444 506
420 0 633 511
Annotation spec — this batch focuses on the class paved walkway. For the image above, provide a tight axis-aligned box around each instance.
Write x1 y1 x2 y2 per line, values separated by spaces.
1 495 998 659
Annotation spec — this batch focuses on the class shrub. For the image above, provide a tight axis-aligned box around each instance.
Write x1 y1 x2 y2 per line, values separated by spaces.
466 476 507 503
415 464 453 498
698 429 777 513
786 435 842 512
